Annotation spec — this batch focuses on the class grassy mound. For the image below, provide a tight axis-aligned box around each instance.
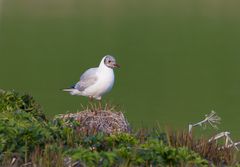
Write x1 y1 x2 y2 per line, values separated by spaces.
0 90 238 166
57 104 130 134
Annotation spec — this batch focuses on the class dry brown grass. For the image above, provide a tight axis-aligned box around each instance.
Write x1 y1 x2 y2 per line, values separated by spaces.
57 102 130 135
167 130 238 166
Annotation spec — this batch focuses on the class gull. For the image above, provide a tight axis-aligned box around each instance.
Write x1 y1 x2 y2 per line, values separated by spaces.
63 55 120 100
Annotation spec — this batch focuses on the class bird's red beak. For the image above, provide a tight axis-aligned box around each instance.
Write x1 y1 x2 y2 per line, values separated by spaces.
114 63 120 68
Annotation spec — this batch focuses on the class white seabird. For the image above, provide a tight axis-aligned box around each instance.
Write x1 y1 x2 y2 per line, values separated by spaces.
63 55 120 100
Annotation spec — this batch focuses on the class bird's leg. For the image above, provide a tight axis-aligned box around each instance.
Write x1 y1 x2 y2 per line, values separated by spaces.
89 96 93 102
98 100 102 111
88 96 94 112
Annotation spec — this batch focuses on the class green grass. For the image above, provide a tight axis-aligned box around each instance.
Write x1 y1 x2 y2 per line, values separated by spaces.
0 90 239 166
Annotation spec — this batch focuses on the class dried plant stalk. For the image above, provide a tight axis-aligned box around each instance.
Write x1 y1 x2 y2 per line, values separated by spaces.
189 111 221 134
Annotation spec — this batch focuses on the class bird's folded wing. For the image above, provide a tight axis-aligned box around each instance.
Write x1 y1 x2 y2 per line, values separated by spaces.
75 68 98 91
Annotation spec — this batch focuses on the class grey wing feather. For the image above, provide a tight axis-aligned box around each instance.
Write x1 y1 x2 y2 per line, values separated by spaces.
74 68 98 91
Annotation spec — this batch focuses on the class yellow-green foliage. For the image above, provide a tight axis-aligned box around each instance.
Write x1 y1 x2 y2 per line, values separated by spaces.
0 90 45 121
0 90 237 166
0 90 78 162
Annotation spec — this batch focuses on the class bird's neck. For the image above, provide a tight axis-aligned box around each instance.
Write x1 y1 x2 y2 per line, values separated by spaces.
98 60 114 74
99 62 112 72
98 57 110 70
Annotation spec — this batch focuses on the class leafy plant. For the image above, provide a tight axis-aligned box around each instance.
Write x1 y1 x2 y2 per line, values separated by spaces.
0 90 239 166
0 90 46 121
134 139 208 166
0 90 79 162
105 133 139 149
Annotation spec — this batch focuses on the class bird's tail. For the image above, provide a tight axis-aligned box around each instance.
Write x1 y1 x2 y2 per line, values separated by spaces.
62 88 75 92
62 88 76 95
62 84 76 92
62 88 79 95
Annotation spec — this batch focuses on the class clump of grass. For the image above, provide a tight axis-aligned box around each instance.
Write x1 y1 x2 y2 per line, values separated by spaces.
56 102 130 135
167 130 237 166
30 144 65 167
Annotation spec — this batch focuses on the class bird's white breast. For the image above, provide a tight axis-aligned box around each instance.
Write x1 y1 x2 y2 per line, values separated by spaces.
83 67 114 98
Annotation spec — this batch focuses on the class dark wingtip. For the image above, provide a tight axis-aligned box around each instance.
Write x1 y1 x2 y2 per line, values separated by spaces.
60 84 75 91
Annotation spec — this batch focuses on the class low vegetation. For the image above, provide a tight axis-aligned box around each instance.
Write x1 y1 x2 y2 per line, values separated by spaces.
0 90 239 166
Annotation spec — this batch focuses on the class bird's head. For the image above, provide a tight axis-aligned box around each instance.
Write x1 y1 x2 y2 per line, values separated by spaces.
103 55 120 69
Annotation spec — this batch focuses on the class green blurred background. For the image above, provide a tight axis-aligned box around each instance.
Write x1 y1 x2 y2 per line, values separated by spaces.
1 0 240 137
